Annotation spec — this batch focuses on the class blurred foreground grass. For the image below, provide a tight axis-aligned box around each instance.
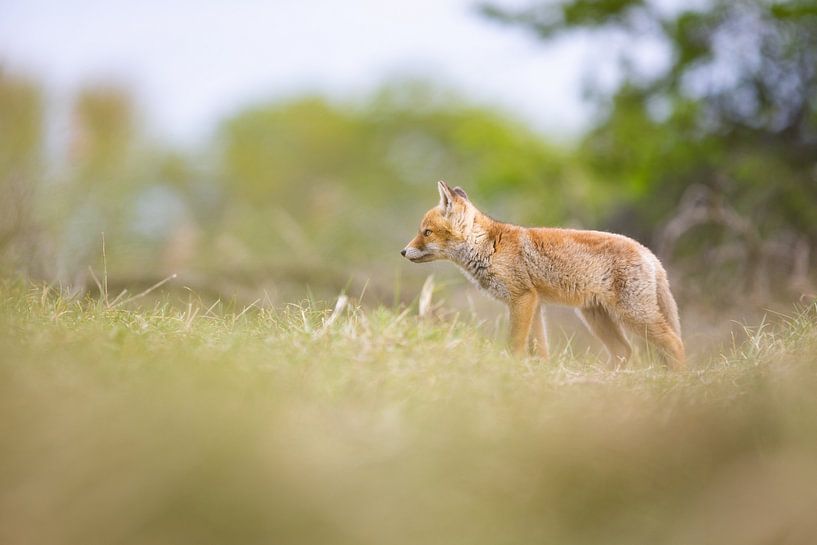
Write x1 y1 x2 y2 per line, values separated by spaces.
2 281 817 545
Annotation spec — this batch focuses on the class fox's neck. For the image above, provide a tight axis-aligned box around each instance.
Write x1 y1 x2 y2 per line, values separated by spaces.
447 212 499 276
446 211 513 301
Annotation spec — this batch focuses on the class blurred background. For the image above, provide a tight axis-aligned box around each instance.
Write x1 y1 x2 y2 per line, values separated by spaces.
1 0 816 335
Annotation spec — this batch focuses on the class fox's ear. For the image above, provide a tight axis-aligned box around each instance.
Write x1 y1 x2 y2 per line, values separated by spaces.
452 186 468 201
437 180 455 212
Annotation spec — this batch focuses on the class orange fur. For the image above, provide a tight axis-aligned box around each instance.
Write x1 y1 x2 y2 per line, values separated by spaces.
401 181 685 370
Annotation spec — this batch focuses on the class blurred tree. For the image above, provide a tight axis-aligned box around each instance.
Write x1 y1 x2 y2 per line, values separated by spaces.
1 75 596 298
70 85 134 184
482 0 817 291
55 84 158 282
216 85 593 278
368 82 589 224
220 98 367 205
0 70 43 273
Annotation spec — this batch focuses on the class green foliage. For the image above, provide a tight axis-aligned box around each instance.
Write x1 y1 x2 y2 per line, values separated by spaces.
220 97 370 204
218 85 579 223
480 0 646 37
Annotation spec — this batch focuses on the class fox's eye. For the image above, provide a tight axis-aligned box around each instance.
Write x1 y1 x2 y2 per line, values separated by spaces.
423 229 432 237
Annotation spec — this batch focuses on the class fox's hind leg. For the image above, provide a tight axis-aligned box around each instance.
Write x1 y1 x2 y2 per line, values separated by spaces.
643 319 685 370
529 302 548 359
622 315 685 370
579 306 631 369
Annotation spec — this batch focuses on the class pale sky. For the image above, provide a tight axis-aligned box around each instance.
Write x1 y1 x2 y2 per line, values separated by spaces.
0 0 667 144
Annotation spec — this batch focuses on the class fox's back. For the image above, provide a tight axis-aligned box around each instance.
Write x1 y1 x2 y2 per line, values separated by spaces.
495 226 662 307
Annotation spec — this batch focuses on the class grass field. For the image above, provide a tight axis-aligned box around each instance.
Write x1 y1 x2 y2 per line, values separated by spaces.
2 280 817 545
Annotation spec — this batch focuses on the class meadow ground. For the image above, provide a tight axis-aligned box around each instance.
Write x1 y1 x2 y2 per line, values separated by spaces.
2 280 817 545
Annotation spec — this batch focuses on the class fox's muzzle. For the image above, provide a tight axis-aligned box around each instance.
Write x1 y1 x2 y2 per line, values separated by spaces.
401 245 434 262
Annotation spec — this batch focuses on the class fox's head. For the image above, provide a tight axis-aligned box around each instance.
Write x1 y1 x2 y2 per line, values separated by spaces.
401 181 476 263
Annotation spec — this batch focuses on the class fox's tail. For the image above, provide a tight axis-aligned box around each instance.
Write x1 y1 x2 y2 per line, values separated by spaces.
656 266 682 338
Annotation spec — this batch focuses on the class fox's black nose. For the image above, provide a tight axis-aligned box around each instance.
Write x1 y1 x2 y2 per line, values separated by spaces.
400 249 407 257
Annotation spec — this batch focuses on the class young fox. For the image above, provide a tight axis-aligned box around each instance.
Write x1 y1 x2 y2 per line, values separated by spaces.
401 181 685 370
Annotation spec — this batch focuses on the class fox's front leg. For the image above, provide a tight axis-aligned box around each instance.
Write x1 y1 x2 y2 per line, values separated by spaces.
529 302 548 359
508 291 538 357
